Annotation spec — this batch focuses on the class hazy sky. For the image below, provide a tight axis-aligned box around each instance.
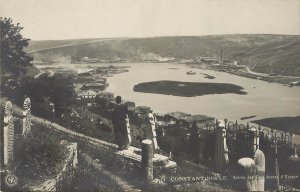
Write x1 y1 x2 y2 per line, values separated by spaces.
2 0 300 40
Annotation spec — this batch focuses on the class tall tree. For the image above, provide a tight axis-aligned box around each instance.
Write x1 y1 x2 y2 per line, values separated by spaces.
0 17 33 76
16 74 76 118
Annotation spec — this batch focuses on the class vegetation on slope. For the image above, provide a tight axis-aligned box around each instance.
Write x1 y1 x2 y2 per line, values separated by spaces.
233 36 300 76
27 35 300 76
133 80 247 97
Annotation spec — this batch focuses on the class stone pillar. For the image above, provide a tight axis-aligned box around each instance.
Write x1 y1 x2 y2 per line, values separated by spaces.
125 115 131 149
250 128 259 151
3 101 14 167
254 149 265 191
22 97 31 136
214 120 228 172
238 158 258 191
141 139 153 182
148 112 158 150
70 143 78 169
249 128 265 191
291 144 298 159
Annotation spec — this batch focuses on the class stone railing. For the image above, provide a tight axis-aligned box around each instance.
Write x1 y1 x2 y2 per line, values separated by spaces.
31 117 176 179
29 141 78 192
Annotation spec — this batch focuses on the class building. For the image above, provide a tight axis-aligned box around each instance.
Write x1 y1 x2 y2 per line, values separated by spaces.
185 115 215 129
124 101 136 112
165 112 191 127
94 77 107 84
164 112 214 130
135 106 151 117
81 83 107 91
199 57 220 63
82 57 99 63
77 90 97 99
97 92 114 100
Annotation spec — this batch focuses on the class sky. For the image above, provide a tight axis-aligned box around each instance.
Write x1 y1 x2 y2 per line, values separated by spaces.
2 0 300 40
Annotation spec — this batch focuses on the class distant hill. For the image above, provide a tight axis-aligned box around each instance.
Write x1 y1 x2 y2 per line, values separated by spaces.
27 35 300 76
25 38 110 53
233 36 300 76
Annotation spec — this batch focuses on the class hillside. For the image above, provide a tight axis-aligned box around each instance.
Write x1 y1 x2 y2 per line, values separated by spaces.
27 35 300 76
233 36 300 76
25 38 103 52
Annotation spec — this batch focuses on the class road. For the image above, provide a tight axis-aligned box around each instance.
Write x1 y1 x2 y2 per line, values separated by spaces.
239 54 300 79
27 37 134 54
238 64 300 79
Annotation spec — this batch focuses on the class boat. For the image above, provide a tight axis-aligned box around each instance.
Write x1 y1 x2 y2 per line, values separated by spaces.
186 71 196 75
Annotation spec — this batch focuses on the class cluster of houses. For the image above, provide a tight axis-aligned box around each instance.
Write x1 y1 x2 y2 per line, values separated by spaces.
164 112 215 130
76 69 110 99
77 81 108 99
85 91 215 135
82 56 129 63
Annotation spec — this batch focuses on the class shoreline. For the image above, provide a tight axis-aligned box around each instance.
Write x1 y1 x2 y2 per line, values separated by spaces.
34 62 300 137
36 61 300 86
187 63 300 86
252 116 300 135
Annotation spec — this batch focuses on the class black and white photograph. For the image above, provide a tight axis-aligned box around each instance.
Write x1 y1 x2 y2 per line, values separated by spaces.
1 0 300 191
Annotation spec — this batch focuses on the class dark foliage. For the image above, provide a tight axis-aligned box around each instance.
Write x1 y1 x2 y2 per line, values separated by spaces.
252 116 300 135
0 17 33 76
134 81 247 97
10 74 77 118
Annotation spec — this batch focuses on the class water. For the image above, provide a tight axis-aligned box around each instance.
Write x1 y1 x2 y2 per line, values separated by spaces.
103 63 300 120
37 62 300 143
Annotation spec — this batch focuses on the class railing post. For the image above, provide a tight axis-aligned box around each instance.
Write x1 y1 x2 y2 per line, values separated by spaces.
274 140 280 190
250 128 259 151
215 120 228 173
141 139 153 182
270 128 274 142
258 125 261 148
224 119 228 130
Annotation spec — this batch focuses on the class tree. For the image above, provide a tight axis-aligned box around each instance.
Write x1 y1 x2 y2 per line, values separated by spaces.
0 17 33 76
47 74 76 118
15 74 76 118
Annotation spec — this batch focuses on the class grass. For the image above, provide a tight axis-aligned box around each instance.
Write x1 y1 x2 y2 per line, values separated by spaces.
11 120 67 190
70 153 123 192
58 105 115 143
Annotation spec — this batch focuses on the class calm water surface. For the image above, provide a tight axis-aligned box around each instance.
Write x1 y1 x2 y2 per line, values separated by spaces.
104 63 300 120
37 62 300 143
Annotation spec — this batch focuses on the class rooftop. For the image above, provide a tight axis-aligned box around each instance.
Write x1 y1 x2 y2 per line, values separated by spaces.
85 83 106 87
185 115 215 123
77 90 98 96
166 112 191 120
